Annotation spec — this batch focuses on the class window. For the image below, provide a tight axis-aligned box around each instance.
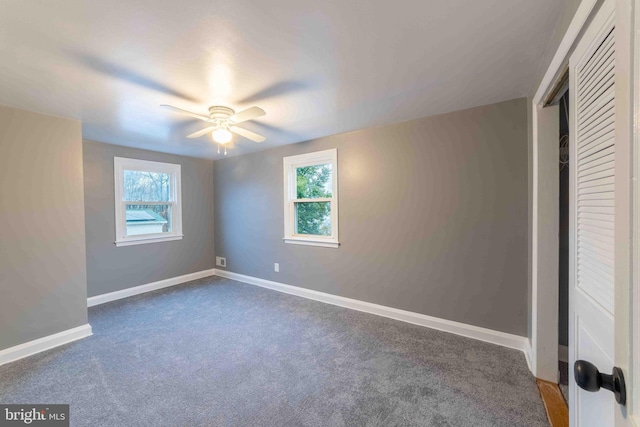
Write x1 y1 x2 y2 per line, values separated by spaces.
283 149 339 248
114 157 182 247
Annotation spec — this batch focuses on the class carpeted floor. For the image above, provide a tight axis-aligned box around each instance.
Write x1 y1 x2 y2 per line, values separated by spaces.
0 276 548 426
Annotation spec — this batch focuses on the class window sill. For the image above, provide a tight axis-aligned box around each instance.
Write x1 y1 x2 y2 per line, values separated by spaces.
283 238 339 248
115 234 183 247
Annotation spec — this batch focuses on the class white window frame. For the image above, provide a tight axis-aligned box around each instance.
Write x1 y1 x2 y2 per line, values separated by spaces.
283 148 339 248
114 157 183 247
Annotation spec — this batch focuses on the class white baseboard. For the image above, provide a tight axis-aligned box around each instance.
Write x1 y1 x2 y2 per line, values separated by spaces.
87 269 216 307
0 324 92 366
214 269 529 354
524 339 534 373
559 344 568 363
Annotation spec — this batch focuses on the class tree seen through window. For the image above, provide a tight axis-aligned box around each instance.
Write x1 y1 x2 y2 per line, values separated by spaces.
123 170 172 234
295 164 332 236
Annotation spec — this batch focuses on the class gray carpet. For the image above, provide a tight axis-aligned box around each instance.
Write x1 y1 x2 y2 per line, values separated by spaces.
0 276 548 426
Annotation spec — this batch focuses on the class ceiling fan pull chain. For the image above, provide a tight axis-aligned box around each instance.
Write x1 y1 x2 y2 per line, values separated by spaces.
217 144 220 155
224 145 227 156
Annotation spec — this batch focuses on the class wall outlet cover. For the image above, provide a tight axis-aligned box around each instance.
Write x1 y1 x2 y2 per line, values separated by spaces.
216 257 226 267
274 263 279 272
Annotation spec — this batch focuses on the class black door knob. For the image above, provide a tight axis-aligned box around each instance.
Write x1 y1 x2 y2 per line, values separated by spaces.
574 360 626 406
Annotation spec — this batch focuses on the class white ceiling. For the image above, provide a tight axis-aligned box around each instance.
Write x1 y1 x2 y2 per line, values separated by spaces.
0 0 565 159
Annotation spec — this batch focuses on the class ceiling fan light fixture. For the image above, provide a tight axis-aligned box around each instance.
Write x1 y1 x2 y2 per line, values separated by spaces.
212 128 232 144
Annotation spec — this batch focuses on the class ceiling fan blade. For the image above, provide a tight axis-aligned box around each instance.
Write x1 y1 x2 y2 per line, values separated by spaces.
160 105 211 122
229 106 265 124
186 126 215 139
230 126 266 143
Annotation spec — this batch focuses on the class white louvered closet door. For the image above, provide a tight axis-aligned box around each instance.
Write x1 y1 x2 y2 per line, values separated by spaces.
568 0 616 425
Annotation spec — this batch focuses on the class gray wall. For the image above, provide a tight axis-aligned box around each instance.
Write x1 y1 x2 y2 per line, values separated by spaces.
83 140 215 297
214 98 529 336
0 106 88 351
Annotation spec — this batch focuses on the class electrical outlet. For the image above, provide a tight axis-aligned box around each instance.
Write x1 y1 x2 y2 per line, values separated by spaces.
274 263 279 272
216 256 226 267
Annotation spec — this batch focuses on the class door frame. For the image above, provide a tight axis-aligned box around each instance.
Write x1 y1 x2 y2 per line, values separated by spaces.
530 0 600 383
531 6 635 423
628 0 639 424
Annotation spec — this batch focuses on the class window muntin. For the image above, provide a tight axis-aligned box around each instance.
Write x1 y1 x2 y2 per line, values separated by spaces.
114 157 182 247
283 149 338 248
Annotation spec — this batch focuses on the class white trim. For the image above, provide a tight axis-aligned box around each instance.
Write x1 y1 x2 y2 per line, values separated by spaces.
283 238 339 248
533 0 600 103
115 234 184 247
559 344 569 363
0 324 92 367
114 157 183 247
87 269 216 307
532 100 540 378
530 0 600 380
214 269 530 355
283 149 339 248
525 339 534 372
632 0 640 419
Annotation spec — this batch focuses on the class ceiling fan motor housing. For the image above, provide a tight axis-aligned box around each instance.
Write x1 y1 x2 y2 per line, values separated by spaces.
208 106 235 133
208 106 235 120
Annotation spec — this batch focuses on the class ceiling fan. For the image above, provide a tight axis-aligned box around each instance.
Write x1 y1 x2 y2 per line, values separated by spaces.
161 104 266 154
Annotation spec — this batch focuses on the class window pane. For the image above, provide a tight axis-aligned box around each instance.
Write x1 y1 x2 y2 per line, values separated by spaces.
296 164 332 199
125 204 172 236
295 202 331 236
123 170 171 202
